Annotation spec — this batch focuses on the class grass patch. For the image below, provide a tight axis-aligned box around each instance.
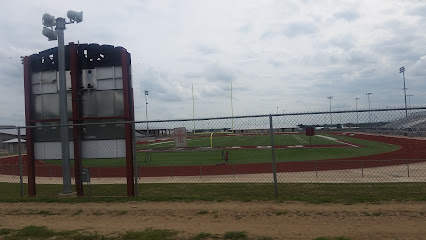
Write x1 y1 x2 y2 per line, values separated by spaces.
0 228 13 235
275 210 288 216
190 232 214 240
372 211 383 216
223 231 248 240
120 228 177 240
8 226 56 239
313 237 351 240
0 226 275 240
0 182 425 204
92 210 104 216
1 226 179 240
116 210 128 216
0 153 15 158
2 225 106 240
36 210 58 216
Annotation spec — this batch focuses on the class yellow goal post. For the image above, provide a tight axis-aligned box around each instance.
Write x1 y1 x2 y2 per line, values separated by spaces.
192 82 234 147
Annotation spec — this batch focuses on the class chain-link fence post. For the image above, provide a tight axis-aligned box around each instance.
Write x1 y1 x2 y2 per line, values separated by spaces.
315 160 318 178
407 159 410 177
18 127 24 198
269 115 278 198
132 121 138 197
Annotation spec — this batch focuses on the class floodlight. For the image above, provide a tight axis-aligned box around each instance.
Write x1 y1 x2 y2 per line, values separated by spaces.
67 10 83 23
39 9 84 195
42 27 58 41
42 13 56 27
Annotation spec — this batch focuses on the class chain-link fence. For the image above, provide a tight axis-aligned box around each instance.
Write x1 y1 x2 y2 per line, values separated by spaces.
1 107 426 198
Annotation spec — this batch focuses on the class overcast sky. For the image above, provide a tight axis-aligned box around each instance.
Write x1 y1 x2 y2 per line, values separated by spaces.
1 0 426 126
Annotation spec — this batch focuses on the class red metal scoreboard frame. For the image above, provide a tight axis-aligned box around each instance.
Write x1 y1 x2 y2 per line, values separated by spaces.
23 43 135 197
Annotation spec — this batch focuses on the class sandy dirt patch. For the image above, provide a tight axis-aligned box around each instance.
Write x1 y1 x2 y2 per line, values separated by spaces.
0 201 425 239
1 161 425 184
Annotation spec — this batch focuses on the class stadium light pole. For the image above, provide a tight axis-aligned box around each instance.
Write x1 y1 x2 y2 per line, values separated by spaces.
145 90 149 135
407 94 413 116
366 93 373 124
407 94 413 107
41 10 83 195
400 67 408 117
355 97 359 126
282 109 285 129
327 96 333 127
145 90 149 136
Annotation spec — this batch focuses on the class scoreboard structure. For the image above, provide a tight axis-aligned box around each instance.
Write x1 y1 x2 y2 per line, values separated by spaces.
23 43 135 196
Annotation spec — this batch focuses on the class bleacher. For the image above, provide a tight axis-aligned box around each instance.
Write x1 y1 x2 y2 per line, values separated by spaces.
380 111 426 130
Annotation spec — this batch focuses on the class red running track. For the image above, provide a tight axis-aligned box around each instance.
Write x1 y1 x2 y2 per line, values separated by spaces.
1 133 425 178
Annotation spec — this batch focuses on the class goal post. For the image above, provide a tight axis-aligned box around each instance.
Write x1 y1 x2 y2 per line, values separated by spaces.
192 83 234 134
192 82 234 147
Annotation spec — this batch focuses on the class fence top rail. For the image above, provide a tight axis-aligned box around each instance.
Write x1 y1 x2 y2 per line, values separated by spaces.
17 106 426 127
0 126 17 129
134 106 426 124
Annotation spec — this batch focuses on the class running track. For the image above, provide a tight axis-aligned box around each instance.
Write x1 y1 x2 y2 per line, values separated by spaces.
1 133 425 178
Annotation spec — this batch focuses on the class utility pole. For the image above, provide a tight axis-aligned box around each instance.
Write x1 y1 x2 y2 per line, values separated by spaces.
400 67 408 117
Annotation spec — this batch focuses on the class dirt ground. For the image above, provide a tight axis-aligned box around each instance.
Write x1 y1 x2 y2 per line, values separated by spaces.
0 201 425 239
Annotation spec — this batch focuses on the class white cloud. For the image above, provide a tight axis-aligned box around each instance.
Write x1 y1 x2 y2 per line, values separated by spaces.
333 9 360 22
0 0 426 124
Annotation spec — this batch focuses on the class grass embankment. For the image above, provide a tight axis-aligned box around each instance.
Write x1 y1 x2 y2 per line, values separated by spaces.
0 182 424 203
43 134 399 167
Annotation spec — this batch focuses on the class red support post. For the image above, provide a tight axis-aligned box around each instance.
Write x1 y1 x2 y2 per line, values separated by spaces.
23 56 36 196
121 48 135 197
70 42 83 196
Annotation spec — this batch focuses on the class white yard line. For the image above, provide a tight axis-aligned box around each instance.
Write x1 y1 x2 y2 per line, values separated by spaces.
142 137 205 147
146 141 173 146
292 135 308 144
317 135 359 147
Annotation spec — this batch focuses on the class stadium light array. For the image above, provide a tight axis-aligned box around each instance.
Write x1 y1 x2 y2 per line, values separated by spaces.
41 10 83 195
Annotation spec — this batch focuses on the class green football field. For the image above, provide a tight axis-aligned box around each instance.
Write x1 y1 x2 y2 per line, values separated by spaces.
43 133 400 167
137 133 343 149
